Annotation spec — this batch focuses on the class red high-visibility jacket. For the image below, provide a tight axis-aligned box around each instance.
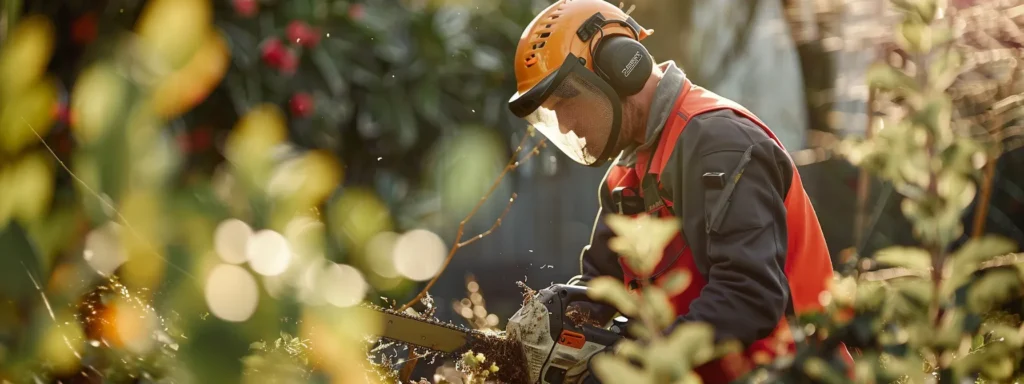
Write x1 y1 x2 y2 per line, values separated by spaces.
589 76 853 381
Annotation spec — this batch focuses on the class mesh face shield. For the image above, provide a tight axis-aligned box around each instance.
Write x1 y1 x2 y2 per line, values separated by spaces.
509 54 622 167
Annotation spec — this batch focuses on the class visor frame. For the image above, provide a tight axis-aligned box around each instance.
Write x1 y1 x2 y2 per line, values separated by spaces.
508 53 623 167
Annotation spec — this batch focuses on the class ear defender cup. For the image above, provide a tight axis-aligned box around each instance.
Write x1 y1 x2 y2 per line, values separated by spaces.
592 35 653 97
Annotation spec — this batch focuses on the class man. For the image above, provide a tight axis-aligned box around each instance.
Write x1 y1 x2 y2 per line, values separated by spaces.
507 0 853 381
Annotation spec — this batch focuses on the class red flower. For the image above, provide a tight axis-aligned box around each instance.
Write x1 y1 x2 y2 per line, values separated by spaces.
286 21 320 48
289 93 315 117
348 4 365 20
232 0 258 17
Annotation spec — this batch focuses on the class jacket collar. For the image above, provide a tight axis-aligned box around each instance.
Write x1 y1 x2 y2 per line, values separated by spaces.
616 61 687 167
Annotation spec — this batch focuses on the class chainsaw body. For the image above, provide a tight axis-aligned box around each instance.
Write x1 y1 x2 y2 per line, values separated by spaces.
506 284 624 384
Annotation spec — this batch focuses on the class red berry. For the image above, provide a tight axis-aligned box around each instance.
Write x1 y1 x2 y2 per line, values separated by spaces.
289 93 315 117
71 13 98 45
286 21 320 48
279 51 299 75
261 38 287 67
232 0 258 17
52 102 69 123
348 4 365 20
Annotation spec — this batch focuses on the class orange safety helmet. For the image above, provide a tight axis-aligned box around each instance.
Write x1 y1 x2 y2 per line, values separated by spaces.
508 0 654 167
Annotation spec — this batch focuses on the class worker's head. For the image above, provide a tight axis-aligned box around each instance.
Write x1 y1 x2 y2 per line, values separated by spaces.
508 0 656 167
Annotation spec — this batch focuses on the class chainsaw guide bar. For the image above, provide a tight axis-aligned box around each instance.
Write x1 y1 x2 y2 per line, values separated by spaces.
358 304 509 356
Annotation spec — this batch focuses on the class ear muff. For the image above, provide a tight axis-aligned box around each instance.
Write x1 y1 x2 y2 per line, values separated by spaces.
592 35 653 97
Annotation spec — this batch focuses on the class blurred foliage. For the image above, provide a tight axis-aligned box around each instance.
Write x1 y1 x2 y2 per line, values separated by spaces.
0 0 541 382
585 214 733 384
735 0 1024 382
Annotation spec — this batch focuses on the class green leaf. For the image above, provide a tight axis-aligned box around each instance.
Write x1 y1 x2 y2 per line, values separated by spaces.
967 269 1022 313
854 280 886 312
586 276 638 317
310 47 347 98
874 246 932 270
0 222 43 302
951 235 1017 266
866 62 916 92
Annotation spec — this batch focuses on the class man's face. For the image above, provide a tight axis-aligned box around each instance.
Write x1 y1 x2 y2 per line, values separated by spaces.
526 79 616 165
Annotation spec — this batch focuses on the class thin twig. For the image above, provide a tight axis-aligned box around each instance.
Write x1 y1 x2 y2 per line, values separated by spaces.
972 60 1018 238
397 134 545 312
395 133 546 382
859 252 1024 281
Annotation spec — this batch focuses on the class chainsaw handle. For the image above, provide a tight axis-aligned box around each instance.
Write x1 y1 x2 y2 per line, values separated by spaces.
551 284 591 305
548 284 624 348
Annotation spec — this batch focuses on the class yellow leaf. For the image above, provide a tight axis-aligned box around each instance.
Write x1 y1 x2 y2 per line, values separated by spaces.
0 165 14 227
642 288 676 329
70 63 129 145
586 276 638 317
664 322 716 366
39 319 85 375
612 339 645 360
135 0 213 70
0 77 58 154
659 270 691 297
151 28 230 118
327 187 393 254
10 150 55 223
225 104 288 185
874 246 932 271
606 214 678 277
268 150 343 206
0 15 55 100
590 353 653 384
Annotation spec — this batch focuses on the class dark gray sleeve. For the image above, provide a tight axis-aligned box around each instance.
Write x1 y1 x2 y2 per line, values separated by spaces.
661 111 793 346
573 173 626 325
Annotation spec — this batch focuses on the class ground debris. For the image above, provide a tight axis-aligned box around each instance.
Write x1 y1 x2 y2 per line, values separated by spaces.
468 332 529 384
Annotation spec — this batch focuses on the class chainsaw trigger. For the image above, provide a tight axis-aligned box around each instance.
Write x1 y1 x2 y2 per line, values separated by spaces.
557 329 586 349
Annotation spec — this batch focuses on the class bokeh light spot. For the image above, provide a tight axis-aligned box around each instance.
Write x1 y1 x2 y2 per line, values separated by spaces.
320 263 368 308
214 218 252 264
365 231 399 278
83 222 126 276
204 264 259 322
393 229 447 281
246 229 291 276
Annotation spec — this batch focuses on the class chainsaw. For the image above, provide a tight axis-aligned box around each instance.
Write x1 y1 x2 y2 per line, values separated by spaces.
360 284 627 384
